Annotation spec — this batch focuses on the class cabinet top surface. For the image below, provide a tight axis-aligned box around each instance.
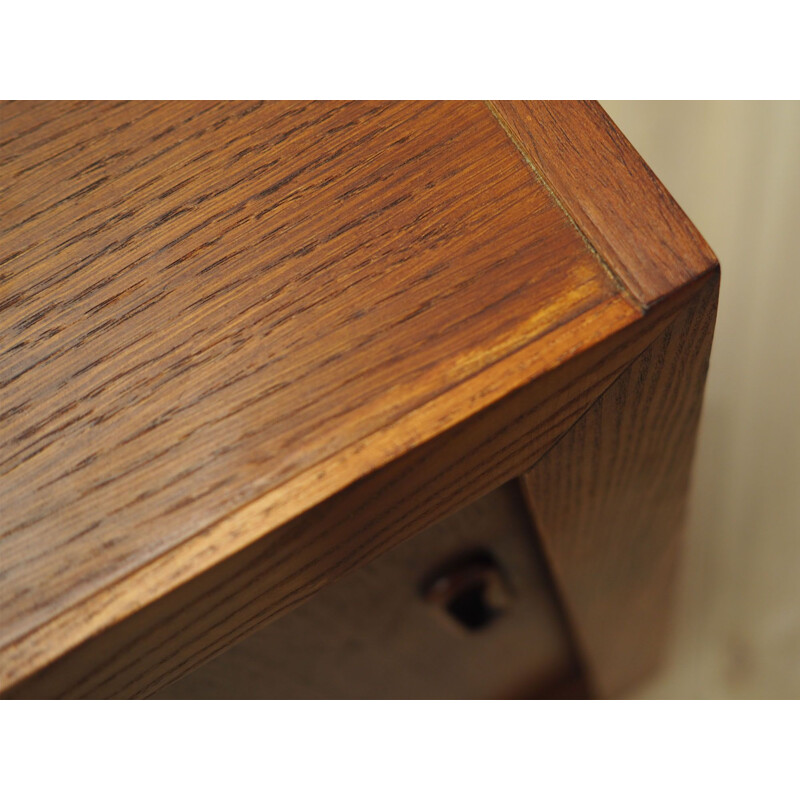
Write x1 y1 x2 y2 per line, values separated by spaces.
0 101 714 687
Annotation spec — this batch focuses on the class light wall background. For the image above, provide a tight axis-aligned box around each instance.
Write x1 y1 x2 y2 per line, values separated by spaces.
601 102 800 698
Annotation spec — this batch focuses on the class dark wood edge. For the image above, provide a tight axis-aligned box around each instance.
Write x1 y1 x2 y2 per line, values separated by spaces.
487 101 720 309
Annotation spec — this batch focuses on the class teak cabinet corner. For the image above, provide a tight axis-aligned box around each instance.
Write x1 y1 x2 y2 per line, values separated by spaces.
0 101 718 699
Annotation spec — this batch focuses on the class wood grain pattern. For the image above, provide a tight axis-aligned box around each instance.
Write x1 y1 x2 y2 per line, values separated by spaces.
522 273 720 697
5 294 654 698
489 101 719 307
154 481 576 700
0 101 626 694
0 100 719 698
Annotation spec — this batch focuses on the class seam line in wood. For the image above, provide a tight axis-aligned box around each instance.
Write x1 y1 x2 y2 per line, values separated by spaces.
484 101 642 314
523 315 677 475
521 269 719 482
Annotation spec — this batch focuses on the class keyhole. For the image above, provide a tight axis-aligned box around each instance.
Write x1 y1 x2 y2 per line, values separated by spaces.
446 580 499 631
422 550 512 633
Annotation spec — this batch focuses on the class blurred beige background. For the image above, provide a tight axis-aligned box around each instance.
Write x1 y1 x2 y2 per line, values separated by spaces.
601 102 800 698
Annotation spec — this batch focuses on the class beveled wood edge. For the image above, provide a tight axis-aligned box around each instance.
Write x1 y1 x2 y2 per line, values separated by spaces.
11 278 718 699
3 279 723 699
487 101 720 309
1 222 722 698
1 294 642 696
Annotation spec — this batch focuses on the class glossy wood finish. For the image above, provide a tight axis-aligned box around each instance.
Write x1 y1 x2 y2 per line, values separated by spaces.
0 101 719 698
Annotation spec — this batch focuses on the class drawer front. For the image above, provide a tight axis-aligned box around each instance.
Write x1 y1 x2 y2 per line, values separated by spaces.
156 481 576 699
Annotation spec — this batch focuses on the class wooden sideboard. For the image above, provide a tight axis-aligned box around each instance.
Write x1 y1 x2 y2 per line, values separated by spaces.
0 101 719 698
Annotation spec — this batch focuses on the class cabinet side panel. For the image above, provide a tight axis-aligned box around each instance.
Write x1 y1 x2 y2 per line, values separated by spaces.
523 274 719 696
